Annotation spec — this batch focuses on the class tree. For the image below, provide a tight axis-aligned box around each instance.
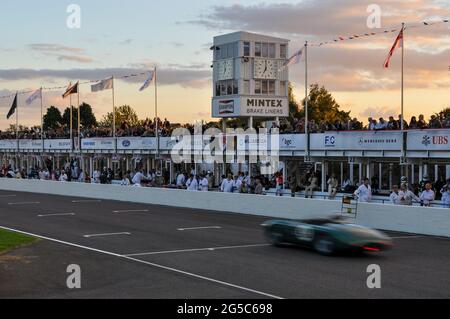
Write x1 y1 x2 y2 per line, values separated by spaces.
100 105 140 127
440 107 450 116
288 82 301 118
301 84 350 123
62 102 97 129
43 106 63 130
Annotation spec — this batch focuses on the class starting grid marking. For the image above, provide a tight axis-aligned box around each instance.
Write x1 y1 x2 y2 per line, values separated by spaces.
0 225 283 299
113 210 150 213
8 202 41 206
178 226 223 231
38 213 76 218
72 200 102 203
124 244 271 257
83 232 131 238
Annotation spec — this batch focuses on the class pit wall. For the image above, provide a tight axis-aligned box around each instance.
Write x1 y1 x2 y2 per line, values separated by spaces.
1 179 449 237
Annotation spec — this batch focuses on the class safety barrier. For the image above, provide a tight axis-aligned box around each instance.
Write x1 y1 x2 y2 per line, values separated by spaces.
1 179 449 237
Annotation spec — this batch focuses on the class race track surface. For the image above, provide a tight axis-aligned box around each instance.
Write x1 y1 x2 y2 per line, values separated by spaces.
0 189 449 299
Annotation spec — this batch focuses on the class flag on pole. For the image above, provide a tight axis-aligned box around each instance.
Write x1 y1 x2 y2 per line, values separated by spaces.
91 77 114 92
279 49 304 71
7 93 18 119
384 29 404 68
62 82 79 98
139 71 155 92
26 88 41 105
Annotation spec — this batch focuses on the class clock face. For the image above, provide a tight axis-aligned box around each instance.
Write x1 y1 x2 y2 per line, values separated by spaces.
254 58 278 79
218 59 234 80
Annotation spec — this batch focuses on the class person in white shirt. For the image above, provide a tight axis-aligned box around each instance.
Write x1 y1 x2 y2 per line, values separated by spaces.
200 175 209 192
390 185 401 205
441 187 450 208
327 175 339 199
132 170 146 186
398 184 421 206
354 178 372 203
93 170 100 184
59 172 68 182
221 175 234 193
186 175 199 191
121 174 131 186
233 176 242 191
176 172 186 188
420 183 435 207
78 170 85 183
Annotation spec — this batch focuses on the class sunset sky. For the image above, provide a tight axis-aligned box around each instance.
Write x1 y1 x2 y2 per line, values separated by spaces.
0 0 449 129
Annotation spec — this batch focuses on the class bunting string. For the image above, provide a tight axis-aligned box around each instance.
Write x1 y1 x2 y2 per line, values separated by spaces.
0 71 149 100
0 18 448 101
309 18 449 47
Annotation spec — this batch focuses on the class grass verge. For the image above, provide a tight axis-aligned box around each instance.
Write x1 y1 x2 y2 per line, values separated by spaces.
0 229 38 254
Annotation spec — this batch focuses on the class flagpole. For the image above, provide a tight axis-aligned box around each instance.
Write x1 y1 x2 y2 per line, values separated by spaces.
16 91 19 155
77 85 81 153
112 76 117 153
70 93 73 152
304 41 310 160
40 87 44 153
155 66 159 158
401 22 405 132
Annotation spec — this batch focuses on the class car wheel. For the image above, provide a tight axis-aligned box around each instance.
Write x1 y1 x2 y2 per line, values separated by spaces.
313 236 336 256
267 230 284 246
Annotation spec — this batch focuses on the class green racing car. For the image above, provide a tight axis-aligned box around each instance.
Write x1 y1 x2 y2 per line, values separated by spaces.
262 216 393 255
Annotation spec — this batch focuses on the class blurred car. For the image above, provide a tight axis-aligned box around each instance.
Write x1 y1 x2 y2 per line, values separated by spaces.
262 217 393 255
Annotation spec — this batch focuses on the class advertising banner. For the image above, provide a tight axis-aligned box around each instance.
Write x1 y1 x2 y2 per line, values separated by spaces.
81 138 115 150
407 130 450 151
44 139 72 150
311 132 403 151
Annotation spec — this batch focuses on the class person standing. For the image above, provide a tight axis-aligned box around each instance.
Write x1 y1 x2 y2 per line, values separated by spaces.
200 175 209 192
186 174 199 192
420 183 436 207
354 178 372 203
441 187 450 208
398 184 421 206
305 172 318 199
390 185 401 205
221 174 234 193
289 175 298 198
275 172 284 197
254 178 264 195
327 175 339 200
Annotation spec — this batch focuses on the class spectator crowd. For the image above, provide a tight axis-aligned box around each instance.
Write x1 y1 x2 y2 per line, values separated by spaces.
1 112 450 140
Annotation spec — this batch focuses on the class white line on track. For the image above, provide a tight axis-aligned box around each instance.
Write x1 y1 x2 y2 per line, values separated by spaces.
72 200 101 203
0 195 17 198
38 213 76 218
8 202 40 206
83 232 131 238
178 226 222 231
124 244 271 257
113 210 150 213
0 225 283 299
391 235 426 239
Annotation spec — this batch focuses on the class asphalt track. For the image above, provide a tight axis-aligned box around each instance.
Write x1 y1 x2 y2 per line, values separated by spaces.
0 189 450 299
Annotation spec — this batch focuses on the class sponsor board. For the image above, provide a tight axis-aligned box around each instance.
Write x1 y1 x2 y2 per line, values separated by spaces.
212 97 289 118
81 138 115 150
44 139 72 150
407 130 450 151
312 132 403 151
117 137 156 150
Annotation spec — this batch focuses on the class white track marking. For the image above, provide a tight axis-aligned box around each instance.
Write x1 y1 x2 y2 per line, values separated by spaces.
113 210 150 213
38 213 76 218
84 232 131 238
178 226 222 231
8 202 40 206
0 225 283 299
391 235 426 239
72 200 101 203
124 244 271 257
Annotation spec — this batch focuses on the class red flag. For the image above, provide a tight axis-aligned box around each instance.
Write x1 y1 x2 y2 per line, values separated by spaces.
384 29 403 68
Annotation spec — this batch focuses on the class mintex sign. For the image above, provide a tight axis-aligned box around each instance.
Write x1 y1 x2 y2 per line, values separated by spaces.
213 97 288 118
